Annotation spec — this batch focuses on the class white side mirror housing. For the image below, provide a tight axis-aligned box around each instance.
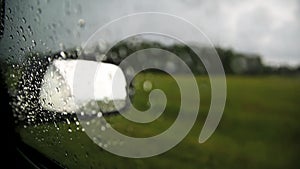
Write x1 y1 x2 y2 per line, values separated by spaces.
39 59 127 114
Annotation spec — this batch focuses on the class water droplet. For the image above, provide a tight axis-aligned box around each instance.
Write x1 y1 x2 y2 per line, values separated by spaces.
95 54 107 62
66 118 70 125
91 110 96 115
37 8 42 14
143 80 152 92
34 15 40 22
97 112 102 118
21 17 26 23
22 35 26 41
118 47 127 58
78 19 85 28
32 40 36 47
98 39 107 52
27 26 33 36
19 26 24 33
59 43 65 50
103 97 109 104
110 52 118 60
9 35 13 39
60 51 66 59
126 67 135 76
101 126 106 131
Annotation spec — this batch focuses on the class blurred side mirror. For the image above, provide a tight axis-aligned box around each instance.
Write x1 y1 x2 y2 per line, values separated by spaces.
39 59 127 115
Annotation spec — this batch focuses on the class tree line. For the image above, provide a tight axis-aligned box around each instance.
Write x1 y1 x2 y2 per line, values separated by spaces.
106 40 300 75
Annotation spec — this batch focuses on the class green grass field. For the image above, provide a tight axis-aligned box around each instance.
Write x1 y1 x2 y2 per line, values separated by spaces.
19 75 300 169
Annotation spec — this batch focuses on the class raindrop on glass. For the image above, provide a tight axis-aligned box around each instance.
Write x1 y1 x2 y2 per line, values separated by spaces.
22 35 26 41
34 16 40 23
60 51 67 59
97 112 102 118
95 54 107 62
66 118 70 125
27 26 33 36
59 43 65 50
78 19 85 28
32 40 36 47
143 80 152 92
21 17 26 23
126 67 134 77
19 26 24 33
37 8 42 14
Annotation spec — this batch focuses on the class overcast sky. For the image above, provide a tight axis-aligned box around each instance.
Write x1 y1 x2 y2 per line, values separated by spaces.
110 0 300 66
3 0 300 66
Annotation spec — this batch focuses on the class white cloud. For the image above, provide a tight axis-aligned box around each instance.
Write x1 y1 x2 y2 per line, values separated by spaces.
130 0 300 66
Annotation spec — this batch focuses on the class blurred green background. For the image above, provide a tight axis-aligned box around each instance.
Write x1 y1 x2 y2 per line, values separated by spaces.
19 74 300 169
